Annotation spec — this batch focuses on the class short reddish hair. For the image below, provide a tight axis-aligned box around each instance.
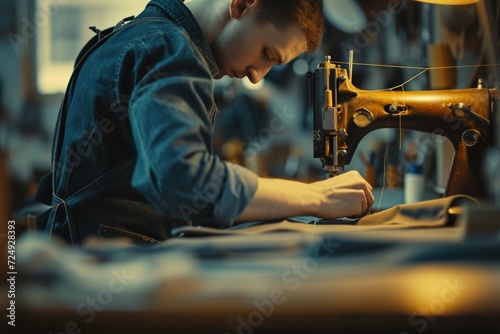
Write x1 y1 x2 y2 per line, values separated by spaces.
255 0 324 53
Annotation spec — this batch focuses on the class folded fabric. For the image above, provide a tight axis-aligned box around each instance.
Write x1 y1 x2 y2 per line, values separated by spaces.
171 195 478 237
337 194 477 226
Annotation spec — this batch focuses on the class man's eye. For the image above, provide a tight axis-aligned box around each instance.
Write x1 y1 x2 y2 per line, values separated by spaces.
264 49 272 61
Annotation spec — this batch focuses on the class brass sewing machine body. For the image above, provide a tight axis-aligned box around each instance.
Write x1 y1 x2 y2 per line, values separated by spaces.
310 56 495 200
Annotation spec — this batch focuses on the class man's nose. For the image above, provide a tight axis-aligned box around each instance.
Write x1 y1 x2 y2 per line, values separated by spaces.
247 65 272 84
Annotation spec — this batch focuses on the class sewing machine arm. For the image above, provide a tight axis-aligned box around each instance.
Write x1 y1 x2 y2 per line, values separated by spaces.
310 60 494 200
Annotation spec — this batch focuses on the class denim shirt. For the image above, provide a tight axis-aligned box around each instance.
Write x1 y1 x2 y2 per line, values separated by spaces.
36 0 258 244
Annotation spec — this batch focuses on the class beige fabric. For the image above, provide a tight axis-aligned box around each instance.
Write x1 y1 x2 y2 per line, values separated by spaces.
171 195 478 237
356 195 478 226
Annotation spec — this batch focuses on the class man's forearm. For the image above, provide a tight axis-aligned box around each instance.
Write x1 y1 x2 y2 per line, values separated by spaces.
235 177 321 222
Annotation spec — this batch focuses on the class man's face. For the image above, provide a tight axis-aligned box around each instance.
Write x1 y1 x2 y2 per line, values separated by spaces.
210 12 307 84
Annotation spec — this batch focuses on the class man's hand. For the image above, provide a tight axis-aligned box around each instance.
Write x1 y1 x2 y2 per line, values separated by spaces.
308 170 374 218
236 170 374 222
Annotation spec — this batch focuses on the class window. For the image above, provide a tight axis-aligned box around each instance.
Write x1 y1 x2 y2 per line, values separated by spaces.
36 0 148 94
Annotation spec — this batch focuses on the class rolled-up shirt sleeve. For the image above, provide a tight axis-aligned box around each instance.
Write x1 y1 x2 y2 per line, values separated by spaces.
126 28 257 227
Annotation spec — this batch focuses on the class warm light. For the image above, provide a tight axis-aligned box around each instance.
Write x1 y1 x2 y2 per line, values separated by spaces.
415 0 479 4
241 77 265 91
398 266 491 316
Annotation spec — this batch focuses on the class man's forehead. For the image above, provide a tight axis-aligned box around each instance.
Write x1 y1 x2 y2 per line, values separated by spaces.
271 25 307 64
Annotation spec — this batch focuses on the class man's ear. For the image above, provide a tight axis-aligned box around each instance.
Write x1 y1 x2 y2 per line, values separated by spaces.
229 0 258 19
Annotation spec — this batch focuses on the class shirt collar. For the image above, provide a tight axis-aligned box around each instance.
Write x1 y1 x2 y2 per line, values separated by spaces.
146 0 220 77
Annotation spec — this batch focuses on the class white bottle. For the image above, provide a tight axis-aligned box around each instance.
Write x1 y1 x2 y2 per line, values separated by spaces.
404 163 425 204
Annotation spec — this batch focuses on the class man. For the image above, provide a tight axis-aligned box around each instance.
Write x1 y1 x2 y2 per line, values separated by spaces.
36 0 374 245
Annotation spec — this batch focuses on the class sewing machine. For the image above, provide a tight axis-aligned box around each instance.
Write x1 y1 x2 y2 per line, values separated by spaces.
309 56 497 200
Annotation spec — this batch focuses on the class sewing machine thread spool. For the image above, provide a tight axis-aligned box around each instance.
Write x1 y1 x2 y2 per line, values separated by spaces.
428 43 456 89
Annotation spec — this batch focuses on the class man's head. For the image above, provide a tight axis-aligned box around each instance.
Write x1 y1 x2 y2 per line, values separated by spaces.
210 0 324 83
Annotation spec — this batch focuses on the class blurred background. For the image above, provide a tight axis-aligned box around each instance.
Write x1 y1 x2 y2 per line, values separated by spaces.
0 0 499 226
